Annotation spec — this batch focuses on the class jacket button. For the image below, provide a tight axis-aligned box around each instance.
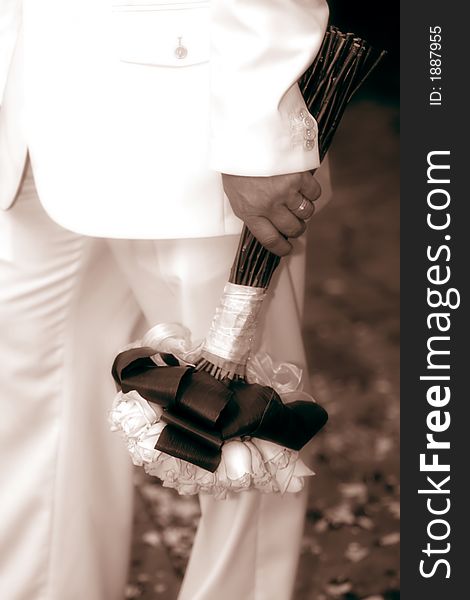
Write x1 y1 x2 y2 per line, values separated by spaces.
175 37 188 59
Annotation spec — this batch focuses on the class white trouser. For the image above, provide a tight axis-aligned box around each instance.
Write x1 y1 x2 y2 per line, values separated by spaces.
0 163 309 600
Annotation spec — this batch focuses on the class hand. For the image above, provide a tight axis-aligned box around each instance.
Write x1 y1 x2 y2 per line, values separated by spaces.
222 172 321 256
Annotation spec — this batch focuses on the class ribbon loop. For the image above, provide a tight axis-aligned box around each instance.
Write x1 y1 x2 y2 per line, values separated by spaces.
174 370 233 428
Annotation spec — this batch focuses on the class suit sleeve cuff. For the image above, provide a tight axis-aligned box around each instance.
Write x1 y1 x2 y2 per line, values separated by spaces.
209 111 321 177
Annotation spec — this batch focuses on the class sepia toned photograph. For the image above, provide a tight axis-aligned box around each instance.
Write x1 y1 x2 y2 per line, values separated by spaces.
0 1 399 599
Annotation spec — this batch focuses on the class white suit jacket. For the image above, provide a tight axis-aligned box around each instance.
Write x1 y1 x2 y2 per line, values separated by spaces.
0 0 329 239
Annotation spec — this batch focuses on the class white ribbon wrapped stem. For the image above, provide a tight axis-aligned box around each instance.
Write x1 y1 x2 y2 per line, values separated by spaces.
199 283 266 377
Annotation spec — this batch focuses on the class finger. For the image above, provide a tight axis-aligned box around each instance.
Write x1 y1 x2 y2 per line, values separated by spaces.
285 193 315 221
247 216 293 256
270 206 306 238
299 172 322 203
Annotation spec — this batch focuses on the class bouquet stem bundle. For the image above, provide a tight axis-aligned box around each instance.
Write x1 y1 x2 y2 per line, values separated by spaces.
301 26 386 160
195 26 386 380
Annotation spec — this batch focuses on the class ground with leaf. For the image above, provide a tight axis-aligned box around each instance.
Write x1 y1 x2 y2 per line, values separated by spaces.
125 97 400 600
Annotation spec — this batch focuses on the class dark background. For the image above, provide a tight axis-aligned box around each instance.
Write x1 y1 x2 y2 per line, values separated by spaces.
329 0 399 99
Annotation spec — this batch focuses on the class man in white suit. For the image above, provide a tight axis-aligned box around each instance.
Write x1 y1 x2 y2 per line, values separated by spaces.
0 1 330 598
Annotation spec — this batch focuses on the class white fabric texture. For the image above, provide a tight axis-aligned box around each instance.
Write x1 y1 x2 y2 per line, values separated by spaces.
0 0 328 239
0 0 21 104
0 163 315 599
0 164 136 600
0 23 27 211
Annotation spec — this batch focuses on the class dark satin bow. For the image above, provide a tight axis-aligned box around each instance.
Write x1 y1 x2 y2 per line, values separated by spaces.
112 347 328 472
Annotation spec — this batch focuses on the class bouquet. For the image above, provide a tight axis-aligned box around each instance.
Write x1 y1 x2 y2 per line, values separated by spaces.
110 27 385 499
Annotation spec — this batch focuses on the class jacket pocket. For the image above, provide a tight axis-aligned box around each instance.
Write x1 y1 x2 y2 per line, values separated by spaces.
111 1 210 67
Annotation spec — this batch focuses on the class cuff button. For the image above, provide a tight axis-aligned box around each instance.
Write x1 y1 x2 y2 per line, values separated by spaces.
303 116 315 129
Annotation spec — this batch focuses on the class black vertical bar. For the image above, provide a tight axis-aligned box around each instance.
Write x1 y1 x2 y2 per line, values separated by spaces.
401 2 468 598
